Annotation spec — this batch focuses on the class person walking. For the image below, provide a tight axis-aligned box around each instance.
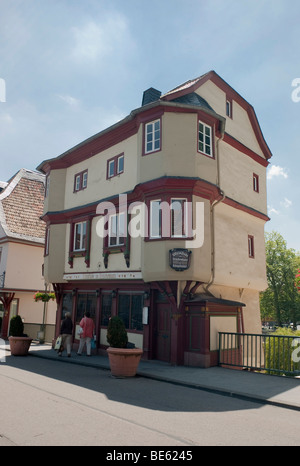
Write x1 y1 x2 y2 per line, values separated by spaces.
58 312 73 357
77 311 95 356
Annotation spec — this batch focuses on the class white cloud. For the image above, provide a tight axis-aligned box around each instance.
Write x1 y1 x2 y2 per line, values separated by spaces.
57 94 80 107
267 165 288 180
70 15 133 64
281 198 292 209
268 205 280 215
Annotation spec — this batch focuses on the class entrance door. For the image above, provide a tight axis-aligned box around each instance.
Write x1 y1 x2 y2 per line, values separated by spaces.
155 303 171 362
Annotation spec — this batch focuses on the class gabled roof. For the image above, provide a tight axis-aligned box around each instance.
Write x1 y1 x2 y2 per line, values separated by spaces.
37 70 271 173
0 169 46 244
161 70 272 160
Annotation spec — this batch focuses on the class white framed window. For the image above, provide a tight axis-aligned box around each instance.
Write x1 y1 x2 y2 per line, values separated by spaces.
145 119 161 154
226 100 232 118
107 153 124 179
117 154 124 174
108 160 115 178
248 235 255 258
171 198 188 238
82 171 88 189
150 200 162 238
74 170 88 192
75 175 81 191
45 227 50 256
108 212 125 247
73 221 87 251
253 173 259 193
198 121 213 157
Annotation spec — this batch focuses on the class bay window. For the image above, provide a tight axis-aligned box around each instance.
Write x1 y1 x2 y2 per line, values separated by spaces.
74 221 87 251
149 198 188 239
108 212 125 247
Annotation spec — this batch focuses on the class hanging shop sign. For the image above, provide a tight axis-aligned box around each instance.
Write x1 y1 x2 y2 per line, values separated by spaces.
169 248 192 271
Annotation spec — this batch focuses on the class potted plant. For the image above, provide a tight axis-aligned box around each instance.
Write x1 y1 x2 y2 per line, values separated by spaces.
9 315 32 356
106 316 143 377
33 291 55 302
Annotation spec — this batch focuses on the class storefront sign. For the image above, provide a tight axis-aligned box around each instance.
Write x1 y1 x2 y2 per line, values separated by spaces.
63 271 143 281
169 248 192 271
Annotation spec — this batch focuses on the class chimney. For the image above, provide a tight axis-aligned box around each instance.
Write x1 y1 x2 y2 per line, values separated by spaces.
142 88 161 106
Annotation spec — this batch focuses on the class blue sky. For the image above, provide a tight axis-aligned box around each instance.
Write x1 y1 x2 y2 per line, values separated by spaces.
0 0 300 250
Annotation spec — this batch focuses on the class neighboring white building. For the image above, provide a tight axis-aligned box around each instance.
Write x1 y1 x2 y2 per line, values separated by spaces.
0 168 56 341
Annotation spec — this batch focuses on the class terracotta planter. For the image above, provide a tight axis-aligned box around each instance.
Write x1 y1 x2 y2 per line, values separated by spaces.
9 336 32 356
107 347 143 377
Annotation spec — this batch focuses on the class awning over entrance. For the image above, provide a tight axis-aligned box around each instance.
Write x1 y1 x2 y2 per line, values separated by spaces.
185 293 246 308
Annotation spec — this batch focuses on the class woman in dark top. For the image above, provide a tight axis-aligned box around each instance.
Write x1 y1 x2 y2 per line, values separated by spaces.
58 312 73 357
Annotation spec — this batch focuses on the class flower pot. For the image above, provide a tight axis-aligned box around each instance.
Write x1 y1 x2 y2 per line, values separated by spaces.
9 336 32 356
107 347 143 377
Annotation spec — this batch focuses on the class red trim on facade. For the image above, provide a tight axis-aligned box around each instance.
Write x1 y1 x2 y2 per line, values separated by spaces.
43 176 269 226
223 197 269 222
223 133 269 167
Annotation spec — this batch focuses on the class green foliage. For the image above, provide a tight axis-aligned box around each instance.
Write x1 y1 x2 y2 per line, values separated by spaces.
264 327 300 376
106 316 128 348
260 231 300 326
9 315 24 337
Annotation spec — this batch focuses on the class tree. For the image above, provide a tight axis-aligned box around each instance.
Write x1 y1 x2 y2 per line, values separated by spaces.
260 231 300 326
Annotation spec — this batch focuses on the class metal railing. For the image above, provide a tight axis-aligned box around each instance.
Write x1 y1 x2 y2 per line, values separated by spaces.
218 332 300 376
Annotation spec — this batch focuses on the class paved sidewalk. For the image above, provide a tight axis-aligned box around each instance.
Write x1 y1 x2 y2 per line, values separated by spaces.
23 342 300 411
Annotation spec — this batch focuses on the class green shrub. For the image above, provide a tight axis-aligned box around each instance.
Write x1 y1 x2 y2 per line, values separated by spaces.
106 316 128 348
9 315 24 337
265 327 300 376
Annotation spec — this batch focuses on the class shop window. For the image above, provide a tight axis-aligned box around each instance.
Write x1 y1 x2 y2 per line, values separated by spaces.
76 293 97 322
61 293 73 319
118 294 143 331
101 294 112 326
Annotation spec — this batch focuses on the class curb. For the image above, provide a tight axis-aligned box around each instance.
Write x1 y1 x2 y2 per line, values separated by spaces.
28 349 300 413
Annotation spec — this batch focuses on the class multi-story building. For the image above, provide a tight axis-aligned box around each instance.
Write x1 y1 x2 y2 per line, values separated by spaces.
0 168 56 341
38 71 271 366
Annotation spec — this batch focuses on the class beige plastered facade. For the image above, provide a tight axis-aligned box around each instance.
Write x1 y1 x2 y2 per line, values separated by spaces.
41 73 270 361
